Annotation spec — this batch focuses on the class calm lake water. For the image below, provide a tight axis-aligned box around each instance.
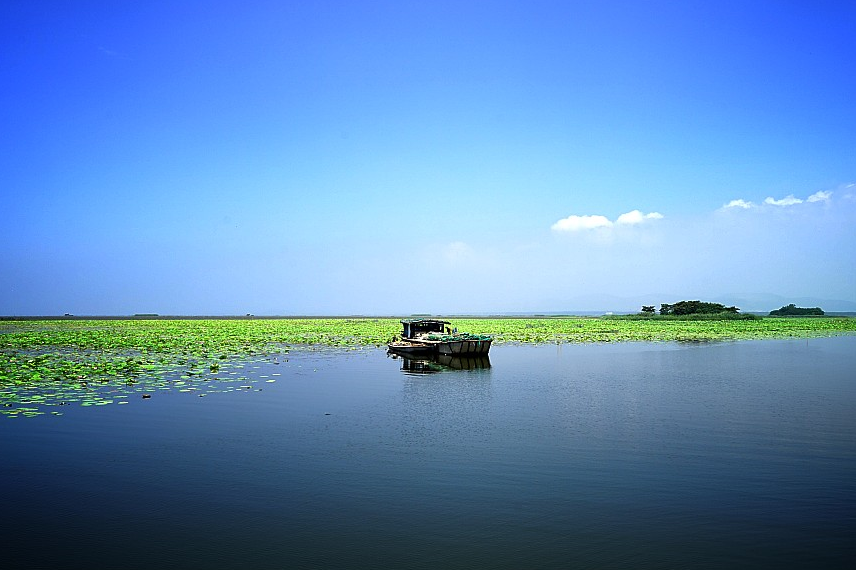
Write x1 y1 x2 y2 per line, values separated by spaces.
1 337 854 569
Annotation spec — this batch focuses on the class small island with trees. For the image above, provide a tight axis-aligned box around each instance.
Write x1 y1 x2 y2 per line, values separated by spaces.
638 300 757 319
769 304 824 316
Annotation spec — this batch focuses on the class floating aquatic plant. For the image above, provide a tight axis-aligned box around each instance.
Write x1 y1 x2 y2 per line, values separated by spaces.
2 316 853 417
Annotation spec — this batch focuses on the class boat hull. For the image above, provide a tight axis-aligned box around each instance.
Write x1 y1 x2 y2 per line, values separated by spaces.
419 338 492 356
387 341 434 355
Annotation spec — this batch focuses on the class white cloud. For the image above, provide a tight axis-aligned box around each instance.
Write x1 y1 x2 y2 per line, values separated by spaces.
551 210 662 232
764 195 803 207
723 199 754 209
551 214 613 232
807 190 832 203
724 188 843 212
615 210 663 225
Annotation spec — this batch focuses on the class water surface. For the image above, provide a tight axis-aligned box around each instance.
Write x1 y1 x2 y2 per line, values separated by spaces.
1 338 854 569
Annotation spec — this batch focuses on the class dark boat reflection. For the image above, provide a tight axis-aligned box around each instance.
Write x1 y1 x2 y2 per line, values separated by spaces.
388 352 491 374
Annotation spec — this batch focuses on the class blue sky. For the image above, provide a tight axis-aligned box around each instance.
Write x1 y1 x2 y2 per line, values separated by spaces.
2 0 855 315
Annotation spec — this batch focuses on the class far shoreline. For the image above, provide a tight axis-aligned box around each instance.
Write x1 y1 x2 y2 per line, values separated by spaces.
2 312 856 321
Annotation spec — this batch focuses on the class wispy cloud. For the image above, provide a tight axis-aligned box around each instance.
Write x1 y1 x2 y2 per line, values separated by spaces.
807 190 832 203
615 210 663 225
98 46 130 60
443 241 473 263
723 187 841 211
722 199 754 209
551 210 663 232
764 195 803 207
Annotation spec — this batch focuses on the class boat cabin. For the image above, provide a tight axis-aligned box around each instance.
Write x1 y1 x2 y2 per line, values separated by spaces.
400 319 450 340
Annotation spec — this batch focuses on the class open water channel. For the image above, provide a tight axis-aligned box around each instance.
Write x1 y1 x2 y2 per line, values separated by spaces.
1 337 854 569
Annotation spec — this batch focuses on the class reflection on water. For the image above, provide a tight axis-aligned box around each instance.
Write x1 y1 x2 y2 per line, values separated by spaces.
389 352 491 374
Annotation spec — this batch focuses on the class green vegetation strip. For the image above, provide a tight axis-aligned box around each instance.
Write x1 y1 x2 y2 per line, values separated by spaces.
1 317 853 418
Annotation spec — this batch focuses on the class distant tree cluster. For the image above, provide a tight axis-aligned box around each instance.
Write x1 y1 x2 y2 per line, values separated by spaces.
659 301 740 316
769 304 824 316
634 300 758 319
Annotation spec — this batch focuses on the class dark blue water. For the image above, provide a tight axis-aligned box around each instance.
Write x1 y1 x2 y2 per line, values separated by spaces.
1 337 854 569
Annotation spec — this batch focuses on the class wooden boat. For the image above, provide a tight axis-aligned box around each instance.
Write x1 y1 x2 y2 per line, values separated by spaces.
388 319 492 356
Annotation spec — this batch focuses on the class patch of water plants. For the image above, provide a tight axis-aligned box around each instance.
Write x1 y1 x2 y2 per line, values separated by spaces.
0 351 282 418
2 316 853 418
0 319 299 418
452 315 856 344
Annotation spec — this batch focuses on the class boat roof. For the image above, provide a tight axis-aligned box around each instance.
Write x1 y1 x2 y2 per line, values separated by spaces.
400 318 451 325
